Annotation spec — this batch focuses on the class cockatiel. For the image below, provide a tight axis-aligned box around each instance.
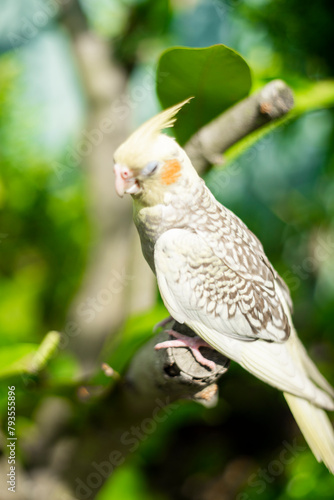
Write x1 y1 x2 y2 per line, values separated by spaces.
113 98 334 472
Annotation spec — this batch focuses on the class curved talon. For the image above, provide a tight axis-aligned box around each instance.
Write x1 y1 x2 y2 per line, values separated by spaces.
155 330 216 371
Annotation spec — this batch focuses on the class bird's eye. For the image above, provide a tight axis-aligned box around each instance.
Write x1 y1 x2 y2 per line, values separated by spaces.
120 166 131 179
142 160 159 177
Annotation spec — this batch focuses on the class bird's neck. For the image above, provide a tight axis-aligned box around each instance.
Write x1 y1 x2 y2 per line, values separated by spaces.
132 177 212 272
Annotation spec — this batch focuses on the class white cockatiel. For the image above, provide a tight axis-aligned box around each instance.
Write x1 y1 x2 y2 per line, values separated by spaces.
113 98 334 472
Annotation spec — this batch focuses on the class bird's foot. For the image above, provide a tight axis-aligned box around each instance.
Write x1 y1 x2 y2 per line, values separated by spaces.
153 316 173 333
155 330 216 371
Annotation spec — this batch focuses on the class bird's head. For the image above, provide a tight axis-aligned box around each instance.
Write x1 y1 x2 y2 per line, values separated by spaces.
113 98 198 206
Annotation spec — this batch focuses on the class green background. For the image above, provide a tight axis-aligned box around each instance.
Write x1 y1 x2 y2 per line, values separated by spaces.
1 0 334 499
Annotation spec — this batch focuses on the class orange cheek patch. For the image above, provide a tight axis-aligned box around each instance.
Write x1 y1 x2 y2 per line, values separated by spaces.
160 159 181 185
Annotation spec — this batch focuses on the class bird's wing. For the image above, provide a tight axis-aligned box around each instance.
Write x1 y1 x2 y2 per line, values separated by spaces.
208 202 293 313
154 228 290 343
154 228 334 406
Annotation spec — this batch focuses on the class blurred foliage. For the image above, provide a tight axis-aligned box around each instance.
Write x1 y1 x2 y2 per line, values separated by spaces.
111 0 172 69
0 53 89 341
242 0 334 78
96 461 167 500
105 303 168 373
1 1 334 499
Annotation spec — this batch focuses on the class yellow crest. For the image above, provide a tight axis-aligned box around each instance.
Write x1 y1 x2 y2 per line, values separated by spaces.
114 98 192 168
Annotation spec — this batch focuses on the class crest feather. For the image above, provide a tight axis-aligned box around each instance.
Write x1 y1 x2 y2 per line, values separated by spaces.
114 98 192 167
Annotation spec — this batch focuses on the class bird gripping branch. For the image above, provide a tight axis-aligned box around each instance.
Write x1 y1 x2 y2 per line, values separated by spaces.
113 98 334 473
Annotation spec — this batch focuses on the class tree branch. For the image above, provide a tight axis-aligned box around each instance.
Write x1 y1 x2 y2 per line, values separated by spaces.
125 322 230 409
185 79 294 173
58 323 230 498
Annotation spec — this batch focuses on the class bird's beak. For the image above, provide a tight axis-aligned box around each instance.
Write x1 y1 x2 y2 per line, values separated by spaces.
113 163 140 197
113 163 126 197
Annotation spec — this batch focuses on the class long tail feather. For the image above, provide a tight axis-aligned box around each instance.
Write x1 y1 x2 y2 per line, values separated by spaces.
296 337 334 397
284 392 334 474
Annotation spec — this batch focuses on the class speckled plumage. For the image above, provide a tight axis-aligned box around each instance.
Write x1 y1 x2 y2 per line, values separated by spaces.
114 99 334 472
135 176 291 342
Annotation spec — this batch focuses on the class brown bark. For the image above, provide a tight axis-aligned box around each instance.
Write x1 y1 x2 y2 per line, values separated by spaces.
185 79 294 173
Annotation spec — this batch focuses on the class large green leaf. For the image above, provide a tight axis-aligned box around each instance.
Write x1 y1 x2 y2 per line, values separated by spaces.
156 45 252 144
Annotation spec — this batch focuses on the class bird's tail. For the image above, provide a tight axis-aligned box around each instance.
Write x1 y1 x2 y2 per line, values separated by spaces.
295 335 334 398
283 330 334 473
284 392 334 474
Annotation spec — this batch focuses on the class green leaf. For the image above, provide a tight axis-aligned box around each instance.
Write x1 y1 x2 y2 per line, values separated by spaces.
0 331 61 379
96 462 165 500
0 344 38 378
29 331 61 373
105 304 168 374
156 44 252 144
47 351 80 384
293 79 334 114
